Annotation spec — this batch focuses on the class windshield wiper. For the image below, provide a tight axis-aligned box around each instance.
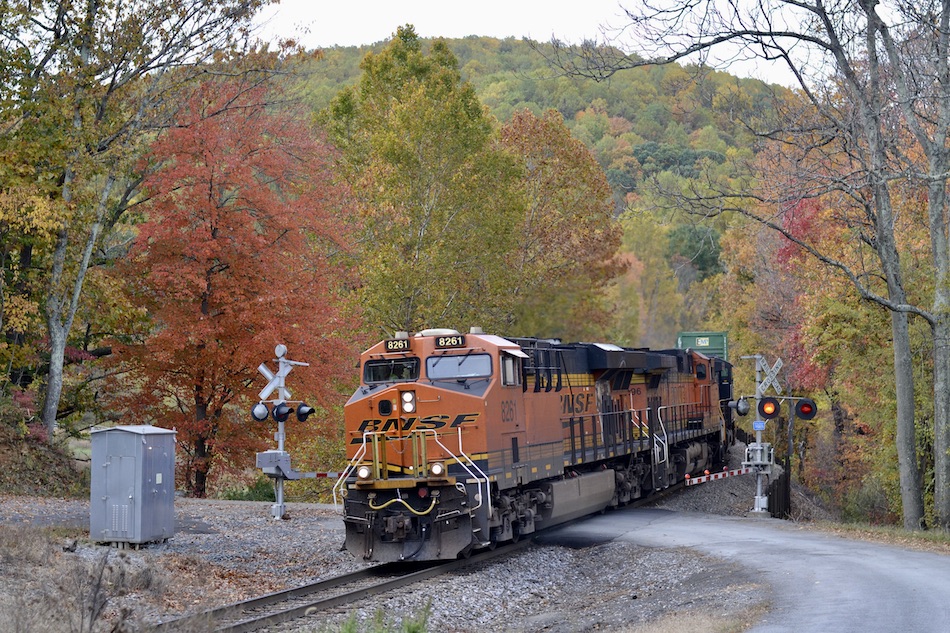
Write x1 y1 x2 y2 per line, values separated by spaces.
456 348 475 367
430 351 449 368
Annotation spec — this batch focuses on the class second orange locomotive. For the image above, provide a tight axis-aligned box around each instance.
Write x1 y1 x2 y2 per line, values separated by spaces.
334 327 735 562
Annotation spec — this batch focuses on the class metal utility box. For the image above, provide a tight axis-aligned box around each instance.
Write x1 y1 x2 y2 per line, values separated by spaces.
677 331 729 361
90 425 177 545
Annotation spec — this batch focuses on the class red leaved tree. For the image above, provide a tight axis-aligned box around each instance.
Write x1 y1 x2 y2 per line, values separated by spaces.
109 80 354 497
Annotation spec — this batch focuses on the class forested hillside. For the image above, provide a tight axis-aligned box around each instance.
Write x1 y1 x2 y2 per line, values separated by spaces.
296 35 779 348
2 2 943 531
278 30 950 527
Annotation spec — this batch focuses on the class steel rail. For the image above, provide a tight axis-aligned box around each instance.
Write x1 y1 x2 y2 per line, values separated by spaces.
153 539 534 633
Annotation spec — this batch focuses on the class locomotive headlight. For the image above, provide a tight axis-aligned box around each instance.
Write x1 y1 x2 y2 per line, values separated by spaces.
430 462 446 477
401 390 416 413
356 465 372 480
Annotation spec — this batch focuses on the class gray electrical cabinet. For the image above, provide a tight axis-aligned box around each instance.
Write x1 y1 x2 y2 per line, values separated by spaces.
90 425 177 546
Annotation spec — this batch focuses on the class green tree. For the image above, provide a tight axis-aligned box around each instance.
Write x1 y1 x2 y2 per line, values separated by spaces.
498 109 624 339
619 211 685 348
321 26 524 336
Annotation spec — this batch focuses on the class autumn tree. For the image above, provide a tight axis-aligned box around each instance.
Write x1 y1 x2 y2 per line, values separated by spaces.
0 0 273 439
545 0 950 529
320 26 525 336
109 80 352 497
616 212 687 348
497 109 624 340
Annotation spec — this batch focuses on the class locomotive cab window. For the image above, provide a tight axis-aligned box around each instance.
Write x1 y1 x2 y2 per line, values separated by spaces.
696 363 707 380
364 358 420 384
427 353 492 381
501 352 524 387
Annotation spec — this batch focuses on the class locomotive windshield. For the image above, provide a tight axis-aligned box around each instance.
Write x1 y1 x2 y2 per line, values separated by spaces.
426 353 492 380
364 358 420 383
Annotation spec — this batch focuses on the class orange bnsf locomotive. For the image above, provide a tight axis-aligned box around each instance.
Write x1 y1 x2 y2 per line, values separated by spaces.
333 327 735 562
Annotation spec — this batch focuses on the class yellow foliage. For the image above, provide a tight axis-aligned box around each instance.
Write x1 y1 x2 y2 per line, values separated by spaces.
0 185 64 235
4 295 40 334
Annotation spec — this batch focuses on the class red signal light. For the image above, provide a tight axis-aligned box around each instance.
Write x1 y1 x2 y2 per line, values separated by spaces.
795 398 818 420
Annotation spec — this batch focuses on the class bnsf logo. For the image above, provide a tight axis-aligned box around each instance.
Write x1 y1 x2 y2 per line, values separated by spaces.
562 393 593 414
351 413 480 444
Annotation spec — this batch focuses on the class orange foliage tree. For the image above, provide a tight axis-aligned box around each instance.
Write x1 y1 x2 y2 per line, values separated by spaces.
108 80 354 497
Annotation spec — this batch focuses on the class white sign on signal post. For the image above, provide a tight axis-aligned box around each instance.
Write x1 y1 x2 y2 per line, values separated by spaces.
258 362 292 401
757 357 784 396
257 344 308 402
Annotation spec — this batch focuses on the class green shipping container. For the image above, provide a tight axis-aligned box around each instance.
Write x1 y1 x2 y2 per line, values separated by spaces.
677 331 728 361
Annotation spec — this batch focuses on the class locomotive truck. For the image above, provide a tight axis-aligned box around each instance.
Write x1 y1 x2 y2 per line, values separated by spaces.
333 327 735 562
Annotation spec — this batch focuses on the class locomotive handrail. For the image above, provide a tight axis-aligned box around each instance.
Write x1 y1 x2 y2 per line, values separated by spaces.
654 405 671 466
630 408 648 433
658 401 707 424
563 406 652 463
437 427 488 513
332 433 372 508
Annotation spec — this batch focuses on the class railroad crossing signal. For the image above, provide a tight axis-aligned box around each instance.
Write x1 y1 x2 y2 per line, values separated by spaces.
740 353 821 518
258 362 291 401
271 402 292 422
253 345 313 422
251 345 316 520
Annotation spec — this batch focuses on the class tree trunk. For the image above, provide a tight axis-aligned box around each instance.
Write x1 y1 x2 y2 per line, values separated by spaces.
40 178 111 439
927 169 950 528
874 187 925 529
193 396 210 498
41 319 67 438
893 310 925 529
193 436 209 499
40 227 73 439
932 319 950 527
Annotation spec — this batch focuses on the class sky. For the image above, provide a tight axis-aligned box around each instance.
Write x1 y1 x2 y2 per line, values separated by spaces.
254 1 797 85
254 0 633 49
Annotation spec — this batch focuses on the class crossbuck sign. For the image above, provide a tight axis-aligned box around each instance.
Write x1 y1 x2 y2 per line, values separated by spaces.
258 344 309 402
756 356 784 396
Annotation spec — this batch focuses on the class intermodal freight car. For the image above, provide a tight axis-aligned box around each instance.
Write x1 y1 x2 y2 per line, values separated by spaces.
333 327 736 562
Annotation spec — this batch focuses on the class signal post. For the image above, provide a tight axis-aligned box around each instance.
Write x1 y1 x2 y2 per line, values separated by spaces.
734 355 818 517
252 345 317 519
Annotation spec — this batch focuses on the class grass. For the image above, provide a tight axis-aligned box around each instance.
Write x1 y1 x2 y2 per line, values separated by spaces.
0 523 173 633
295 604 432 633
820 520 950 552
0 425 89 497
221 476 277 502
619 606 772 633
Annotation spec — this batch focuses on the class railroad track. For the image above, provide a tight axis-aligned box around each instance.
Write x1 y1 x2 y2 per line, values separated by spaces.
150 483 688 632
151 539 534 632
